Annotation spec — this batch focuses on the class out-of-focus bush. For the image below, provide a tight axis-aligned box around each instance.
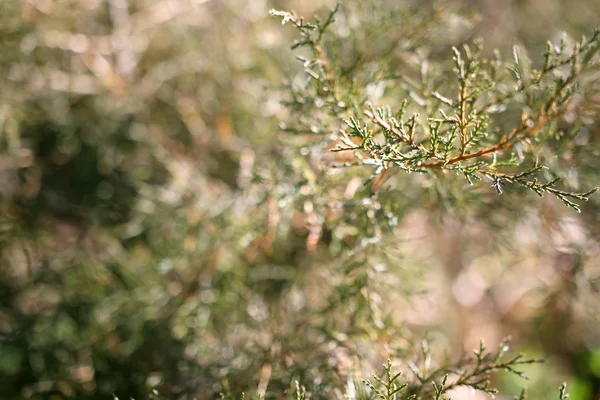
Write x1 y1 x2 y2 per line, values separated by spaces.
0 0 598 399
0 0 302 397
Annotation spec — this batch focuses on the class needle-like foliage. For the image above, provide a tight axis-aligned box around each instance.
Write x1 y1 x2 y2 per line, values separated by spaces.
273 3 599 211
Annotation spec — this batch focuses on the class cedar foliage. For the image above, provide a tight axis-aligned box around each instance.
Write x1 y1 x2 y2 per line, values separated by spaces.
0 0 599 399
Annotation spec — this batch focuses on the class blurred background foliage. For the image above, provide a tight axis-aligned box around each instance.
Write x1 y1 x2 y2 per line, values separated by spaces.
0 0 599 399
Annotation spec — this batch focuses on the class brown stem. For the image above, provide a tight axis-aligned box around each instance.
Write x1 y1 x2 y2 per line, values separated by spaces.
369 113 550 196
315 43 339 101
421 113 549 169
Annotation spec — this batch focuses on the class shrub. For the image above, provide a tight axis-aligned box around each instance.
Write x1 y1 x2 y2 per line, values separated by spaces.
0 0 599 399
